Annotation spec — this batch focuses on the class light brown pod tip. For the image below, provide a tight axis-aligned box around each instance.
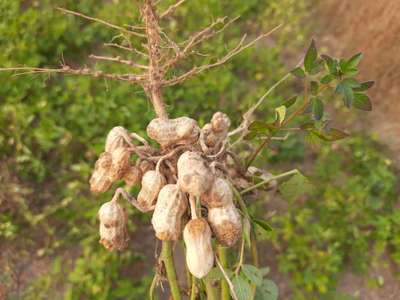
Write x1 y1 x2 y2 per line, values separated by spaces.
90 152 113 193
137 170 166 211
105 126 130 153
183 218 214 278
211 112 231 132
146 117 200 147
201 177 233 208
151 184 187 240
98 200 129 251
208 204 242 247
177 151 214 197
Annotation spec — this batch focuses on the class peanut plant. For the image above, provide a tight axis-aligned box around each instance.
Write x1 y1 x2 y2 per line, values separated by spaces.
0 1 374 299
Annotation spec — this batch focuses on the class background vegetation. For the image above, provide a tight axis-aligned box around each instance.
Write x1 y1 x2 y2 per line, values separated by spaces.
0 1 398 300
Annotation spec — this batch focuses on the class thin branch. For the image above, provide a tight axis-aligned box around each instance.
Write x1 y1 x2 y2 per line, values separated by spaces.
163 24 282 86
215 255 239 300
104 43 149 57
56 7 146 38
163 16 237 71
0 66 147 83
89 54 149 69
160 0 186 18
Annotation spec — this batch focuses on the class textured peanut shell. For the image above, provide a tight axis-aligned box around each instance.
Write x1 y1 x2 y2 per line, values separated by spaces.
208 204 242 247
90 152 113 193
137 170 166 211
123 165 142 187
201 177 233 208
109 147 131 182
146 117 200 147
151 184 187 240
98 200 129 251
183 218 214 278
177 151 213 197
105 126 130 153
211 112 231 133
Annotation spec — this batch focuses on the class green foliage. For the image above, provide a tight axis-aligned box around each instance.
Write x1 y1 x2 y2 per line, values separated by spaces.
268 136 398 298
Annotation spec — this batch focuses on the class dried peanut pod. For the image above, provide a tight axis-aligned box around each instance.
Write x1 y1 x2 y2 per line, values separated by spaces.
208 204 241 247
211 112 231 133
201 123 227 148
138 160 155 174
183 218 214 278
90 152 113 193
137 170 166 211
98 200 129 251
151 184 187 240
105 126 130 153
109 147 131 182
177 151 213 197
146 117 200 147
123 165 142 187
202 177 233 208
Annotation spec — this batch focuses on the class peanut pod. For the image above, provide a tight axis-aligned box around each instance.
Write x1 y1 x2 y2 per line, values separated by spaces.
137 170 166 211
183 218 214 278
90 152 113 193
98 200 129 251
105 126 130 153
146 117 200 148
177 151 213 197
123 165 142 187
109 147 131 182
151 184 187 240
201 177 233 208
208 203 242 247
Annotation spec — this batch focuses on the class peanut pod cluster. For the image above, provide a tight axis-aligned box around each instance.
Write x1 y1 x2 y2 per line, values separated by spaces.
90 112 252 279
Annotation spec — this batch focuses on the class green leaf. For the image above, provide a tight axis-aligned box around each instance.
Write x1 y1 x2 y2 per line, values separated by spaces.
232 275 252 300
255 280 279 300
312 98 324 120
320 74 334 84
259 267 270 277
304 39 318 73
353 93 372 111
310 81 319 95
252 217 273 233
243 217 252 249
280 173 313 202
321 55 338 75
336 79 359 107
300 122 315 130
283 96 297 108
242 265 263 286
275 105 286 125
354 81 375 92
204 267 224 283
291 67 306 78
309 59 324 75
313 128 349 141
347 52 363 69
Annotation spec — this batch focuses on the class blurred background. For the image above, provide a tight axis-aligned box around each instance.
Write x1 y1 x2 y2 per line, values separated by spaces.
0 0 399 299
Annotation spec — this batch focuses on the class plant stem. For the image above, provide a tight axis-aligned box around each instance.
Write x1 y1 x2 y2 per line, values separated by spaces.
161 241 181 300
245 137 271 169
218 245 230 300
190 276 197 300
204 279 218 300
240 169 299 195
